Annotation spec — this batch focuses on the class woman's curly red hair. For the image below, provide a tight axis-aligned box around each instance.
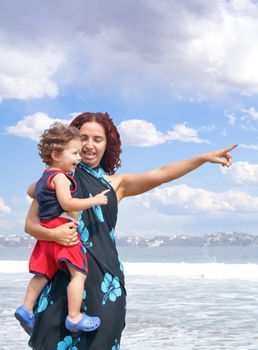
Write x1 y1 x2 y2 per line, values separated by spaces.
70 112 121 175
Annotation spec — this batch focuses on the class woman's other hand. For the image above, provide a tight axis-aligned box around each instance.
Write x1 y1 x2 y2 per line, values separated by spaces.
25 200 79 246
52 221 79 246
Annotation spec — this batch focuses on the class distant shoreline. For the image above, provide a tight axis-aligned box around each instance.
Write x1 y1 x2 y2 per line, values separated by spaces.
1 231 258 248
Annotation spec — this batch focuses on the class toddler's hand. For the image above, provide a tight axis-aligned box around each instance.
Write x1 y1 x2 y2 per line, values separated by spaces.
93 189 110 206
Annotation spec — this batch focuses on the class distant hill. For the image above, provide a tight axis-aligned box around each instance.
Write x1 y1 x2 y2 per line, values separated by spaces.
116 232 258 247
0 234 35 247
1 232 258 248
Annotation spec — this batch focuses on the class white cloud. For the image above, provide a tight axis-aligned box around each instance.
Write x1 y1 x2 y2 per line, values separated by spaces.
75 0 258 98
166 123 209 144
11 196 32 206
0 41 63 101
2 1 258 100
222 161 258 186
118 119 209 147
239 144 258 151
6 113 71 141
0 197 11 214
118 119 164 147
224 111 236 126
241 107 258 120
135 184 258 214
8 116 209 146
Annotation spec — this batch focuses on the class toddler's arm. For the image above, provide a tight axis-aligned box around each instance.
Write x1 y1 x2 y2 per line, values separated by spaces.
53 173 110 212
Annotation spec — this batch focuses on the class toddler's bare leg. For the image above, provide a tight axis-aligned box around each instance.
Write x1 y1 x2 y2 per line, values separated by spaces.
66 263 87 323
24 275 48 313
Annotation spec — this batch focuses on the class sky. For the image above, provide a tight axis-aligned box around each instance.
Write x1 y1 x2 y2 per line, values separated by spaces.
1 0 258 238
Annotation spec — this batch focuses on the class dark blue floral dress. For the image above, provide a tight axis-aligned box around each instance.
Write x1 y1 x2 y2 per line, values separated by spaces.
29 163 126 350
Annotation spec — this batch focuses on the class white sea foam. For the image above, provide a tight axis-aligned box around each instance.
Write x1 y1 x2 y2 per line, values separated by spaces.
0 260 28 273
2 260 258 280
124 262 258 280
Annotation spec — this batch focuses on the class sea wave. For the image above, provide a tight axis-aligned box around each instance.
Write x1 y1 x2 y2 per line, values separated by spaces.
2 261 258 280
124 262 258 280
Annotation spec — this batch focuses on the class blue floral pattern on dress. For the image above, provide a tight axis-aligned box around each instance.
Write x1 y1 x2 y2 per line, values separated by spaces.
89 193 104 223
77 211 92 248
111 339 120 350
118 255 124 272
36 282 54 313
109 228 115 242
81 289 87 313
56 335 80 350
101 273 122 305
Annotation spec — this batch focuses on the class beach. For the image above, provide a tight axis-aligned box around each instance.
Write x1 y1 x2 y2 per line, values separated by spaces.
1 246 258 349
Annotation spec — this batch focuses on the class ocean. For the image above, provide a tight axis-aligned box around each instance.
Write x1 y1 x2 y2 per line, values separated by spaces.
1 246 258 349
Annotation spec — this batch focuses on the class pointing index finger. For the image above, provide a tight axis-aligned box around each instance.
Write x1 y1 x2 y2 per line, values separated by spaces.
102 189 111 194
225 144 238 153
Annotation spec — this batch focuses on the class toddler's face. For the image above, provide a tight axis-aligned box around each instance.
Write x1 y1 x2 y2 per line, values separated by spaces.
56 138 82 172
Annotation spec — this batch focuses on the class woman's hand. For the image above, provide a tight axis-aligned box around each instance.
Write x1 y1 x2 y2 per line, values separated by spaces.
25 200 79 246
202 144 238 167
52 221 79 246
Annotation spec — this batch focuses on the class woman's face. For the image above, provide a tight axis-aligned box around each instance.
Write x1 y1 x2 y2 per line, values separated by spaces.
79 121 107 168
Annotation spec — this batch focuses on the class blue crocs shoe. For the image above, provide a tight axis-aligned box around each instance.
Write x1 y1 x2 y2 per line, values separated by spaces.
65 313 101 332
14 305 35 335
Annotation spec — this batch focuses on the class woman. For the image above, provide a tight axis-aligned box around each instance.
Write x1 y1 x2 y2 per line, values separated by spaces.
25 112 236 349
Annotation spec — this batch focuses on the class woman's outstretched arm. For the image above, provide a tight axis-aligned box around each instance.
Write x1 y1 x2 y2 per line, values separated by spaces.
25 200 79 246
113 145 237 201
